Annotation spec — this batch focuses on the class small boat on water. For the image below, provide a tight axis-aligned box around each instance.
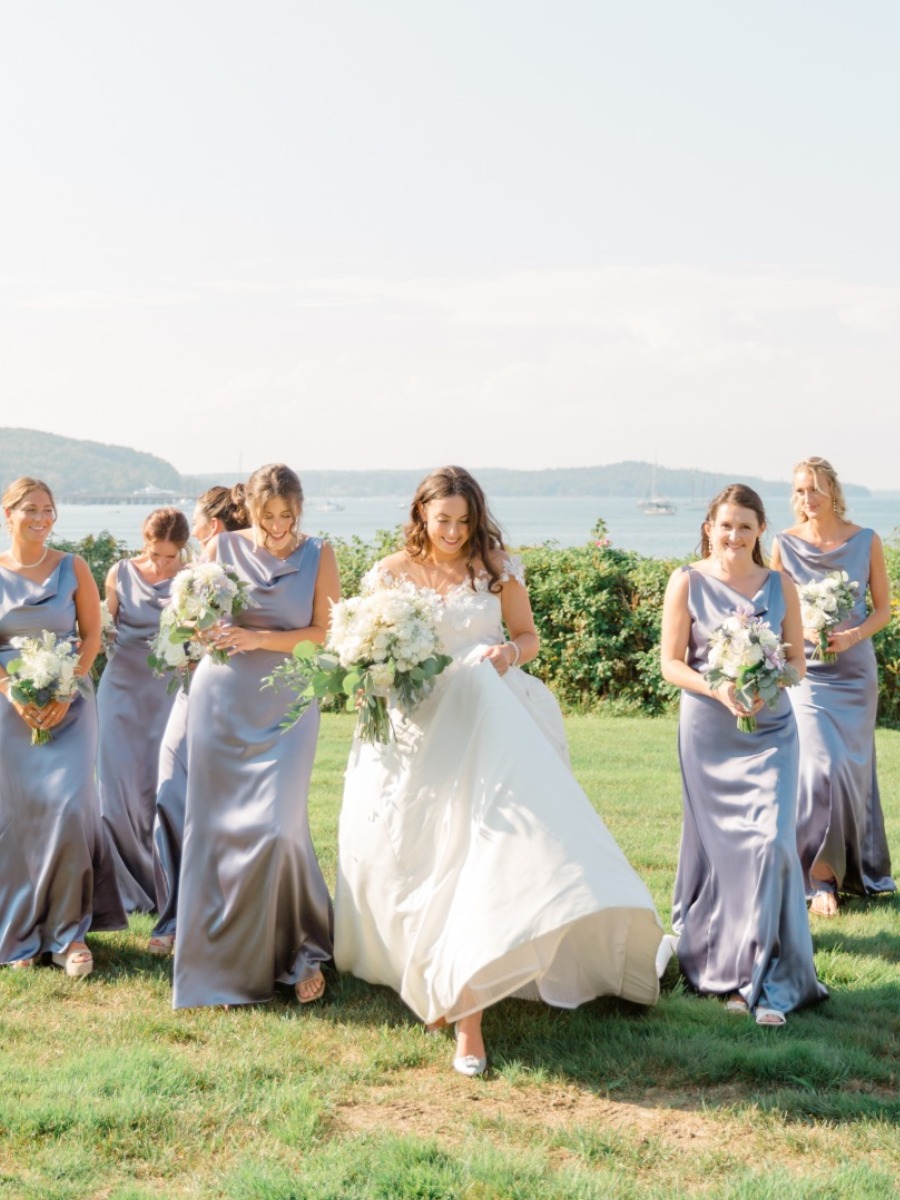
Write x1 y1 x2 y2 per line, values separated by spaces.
637 464 677 516
638 496 677 516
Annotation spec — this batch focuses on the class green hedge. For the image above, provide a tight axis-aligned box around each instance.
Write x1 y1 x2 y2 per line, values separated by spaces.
52 524 900 727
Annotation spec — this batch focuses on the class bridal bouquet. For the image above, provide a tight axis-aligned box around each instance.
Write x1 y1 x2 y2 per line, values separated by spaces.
148 562 253 689
705 607 800 733
4 631 90 745
264 581 452 743
797 570 858 663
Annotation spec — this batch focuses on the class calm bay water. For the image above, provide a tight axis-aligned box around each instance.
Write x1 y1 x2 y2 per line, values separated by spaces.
49 493 900 558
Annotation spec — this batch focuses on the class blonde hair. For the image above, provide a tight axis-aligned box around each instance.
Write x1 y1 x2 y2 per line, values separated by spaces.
3 476 57 517
791 457 847 522
246 464 303 551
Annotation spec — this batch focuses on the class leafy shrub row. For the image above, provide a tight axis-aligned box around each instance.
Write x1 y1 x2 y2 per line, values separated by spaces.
53 524 900 726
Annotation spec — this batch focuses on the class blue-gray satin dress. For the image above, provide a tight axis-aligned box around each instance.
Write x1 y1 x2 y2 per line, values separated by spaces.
97 559 180 912
151 688 188 939
775 529 895 898
0 556 126 963
172 533 334 1009
671 567 827 1014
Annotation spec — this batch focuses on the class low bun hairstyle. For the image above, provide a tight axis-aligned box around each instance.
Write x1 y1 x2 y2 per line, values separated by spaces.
197 483 250 531
142 506 191 548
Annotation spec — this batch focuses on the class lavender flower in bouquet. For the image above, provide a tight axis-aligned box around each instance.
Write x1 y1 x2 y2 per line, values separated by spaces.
5 631 90 745
797 570 858 663
704 607 800 733
264 581 452 744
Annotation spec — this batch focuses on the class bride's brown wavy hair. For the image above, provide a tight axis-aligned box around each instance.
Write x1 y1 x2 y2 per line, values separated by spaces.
405 465 507 593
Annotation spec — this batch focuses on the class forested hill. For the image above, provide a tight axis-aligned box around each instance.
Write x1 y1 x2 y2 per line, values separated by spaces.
183 463 870 499
1 429 869 499
1 428 181 496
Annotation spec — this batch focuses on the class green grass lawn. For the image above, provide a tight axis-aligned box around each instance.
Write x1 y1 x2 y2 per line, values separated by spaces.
1 714 898 1200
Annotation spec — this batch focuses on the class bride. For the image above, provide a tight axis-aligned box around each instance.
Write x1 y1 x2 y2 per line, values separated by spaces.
334 466 663 1076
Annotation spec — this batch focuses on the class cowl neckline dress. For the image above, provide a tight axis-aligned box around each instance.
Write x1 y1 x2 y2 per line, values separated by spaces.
0 556 126 963
172 533 334 1009
335 560 664 1025
97 558 181 912
775 529 894 897
671 566 827 1014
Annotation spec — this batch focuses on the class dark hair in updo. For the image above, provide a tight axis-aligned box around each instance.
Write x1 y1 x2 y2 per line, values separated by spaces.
142 506 190 547
699 484 767 567
405 465 506 593
197 483 249 531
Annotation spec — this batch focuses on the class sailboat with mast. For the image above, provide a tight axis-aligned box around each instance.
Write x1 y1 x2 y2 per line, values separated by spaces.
637 461 677 516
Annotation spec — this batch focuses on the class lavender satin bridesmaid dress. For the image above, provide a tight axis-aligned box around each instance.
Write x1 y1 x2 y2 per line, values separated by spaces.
775 529 895 898
671 567 827 1015
97 559 180 912
150 688 188 940
0 556 126 963
172 533 333 1009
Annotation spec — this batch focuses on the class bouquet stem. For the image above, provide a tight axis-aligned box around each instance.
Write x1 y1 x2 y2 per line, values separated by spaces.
358 696 393 744
812 632 837 664
31 727 51 746
737 715 758 734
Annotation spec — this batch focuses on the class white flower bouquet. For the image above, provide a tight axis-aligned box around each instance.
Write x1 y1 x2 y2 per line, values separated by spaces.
147 608 205 693
704 607 800 733
265 581 452 743
99 599 117 654
148 562 253 689
797 570 858 663
4 630 90 745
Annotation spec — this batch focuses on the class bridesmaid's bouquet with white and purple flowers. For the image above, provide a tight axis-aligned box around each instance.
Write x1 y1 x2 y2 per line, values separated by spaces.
264 581 452 743
147 608 205 693
704 607 800 733
797 570 858 663
148 562 253 690
5 630 90 745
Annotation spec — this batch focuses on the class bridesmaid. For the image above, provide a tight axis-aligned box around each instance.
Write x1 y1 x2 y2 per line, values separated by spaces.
660 483 827 1025
172 465 339 1009
97 507 190 912
149 484 249 956
771 456 895 916
0 477 126 976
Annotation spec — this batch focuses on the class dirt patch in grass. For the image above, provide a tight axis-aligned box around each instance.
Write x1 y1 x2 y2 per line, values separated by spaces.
334 1071 739 1151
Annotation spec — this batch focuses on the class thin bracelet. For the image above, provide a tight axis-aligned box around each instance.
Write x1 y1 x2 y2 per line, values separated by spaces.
507 640 520 667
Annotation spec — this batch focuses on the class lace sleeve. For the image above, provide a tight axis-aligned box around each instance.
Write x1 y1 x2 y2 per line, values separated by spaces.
498 554 526 587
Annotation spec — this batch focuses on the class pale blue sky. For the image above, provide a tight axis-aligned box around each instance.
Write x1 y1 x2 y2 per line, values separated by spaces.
2 2 898 486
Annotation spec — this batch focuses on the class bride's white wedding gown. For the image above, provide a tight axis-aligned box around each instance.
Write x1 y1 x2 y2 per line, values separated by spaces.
334 562 663 1024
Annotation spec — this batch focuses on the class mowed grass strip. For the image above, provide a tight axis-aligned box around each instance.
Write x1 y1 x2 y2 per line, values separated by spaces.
1 714 897 1200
